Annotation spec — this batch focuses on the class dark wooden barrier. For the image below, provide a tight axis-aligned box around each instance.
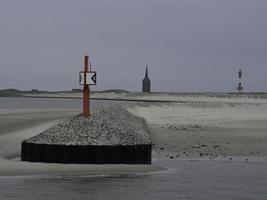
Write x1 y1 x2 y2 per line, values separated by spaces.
21 141 151 164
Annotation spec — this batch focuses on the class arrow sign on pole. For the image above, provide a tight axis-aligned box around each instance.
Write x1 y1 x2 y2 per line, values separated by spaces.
88 72 96 85
79 71 97 85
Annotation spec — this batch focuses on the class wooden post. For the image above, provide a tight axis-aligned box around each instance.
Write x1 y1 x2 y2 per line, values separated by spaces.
83 55 90 117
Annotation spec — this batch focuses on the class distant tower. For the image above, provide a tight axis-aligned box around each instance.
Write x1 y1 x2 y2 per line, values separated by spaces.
237 69 243 92
142 65 151 93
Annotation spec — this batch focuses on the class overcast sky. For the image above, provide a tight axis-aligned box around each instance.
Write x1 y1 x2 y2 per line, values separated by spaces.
0 0 267 92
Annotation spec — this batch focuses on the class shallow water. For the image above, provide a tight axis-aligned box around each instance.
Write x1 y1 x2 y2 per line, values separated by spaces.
0 159 267 200
0 98 267 200
0 97 122 136
0 97 117 110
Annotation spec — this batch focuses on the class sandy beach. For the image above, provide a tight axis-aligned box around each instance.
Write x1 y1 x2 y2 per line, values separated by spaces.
129 100 267 161
1 94 267 176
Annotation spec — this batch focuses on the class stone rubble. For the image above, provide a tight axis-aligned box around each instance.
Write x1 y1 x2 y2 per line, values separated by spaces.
25 105 151 145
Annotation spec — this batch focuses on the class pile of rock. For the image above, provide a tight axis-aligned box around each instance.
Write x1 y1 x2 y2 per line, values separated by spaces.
25 105 151 145
22 105 152 164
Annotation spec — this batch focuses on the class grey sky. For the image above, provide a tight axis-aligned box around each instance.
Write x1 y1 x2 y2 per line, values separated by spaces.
0 0 267 92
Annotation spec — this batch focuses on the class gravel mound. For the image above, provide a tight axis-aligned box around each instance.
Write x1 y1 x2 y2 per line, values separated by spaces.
25 105 151 145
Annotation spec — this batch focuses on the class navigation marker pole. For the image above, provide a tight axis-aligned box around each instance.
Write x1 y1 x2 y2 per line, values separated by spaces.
83 55 90 117
79 54 97 117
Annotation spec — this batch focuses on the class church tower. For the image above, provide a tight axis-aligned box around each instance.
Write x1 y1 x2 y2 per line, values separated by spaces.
142 65 151 93
237 69 243 92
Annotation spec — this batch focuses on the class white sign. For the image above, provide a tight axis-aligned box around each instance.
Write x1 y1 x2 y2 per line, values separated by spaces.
79 71 97 85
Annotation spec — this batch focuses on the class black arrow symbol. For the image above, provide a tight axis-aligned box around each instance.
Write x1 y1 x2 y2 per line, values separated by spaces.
79 73 82 83
91 73 96 83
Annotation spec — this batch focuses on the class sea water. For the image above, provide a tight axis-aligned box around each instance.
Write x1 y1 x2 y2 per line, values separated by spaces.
0 159 267 200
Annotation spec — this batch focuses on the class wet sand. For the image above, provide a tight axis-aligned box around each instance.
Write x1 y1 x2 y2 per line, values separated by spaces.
150 121 267 160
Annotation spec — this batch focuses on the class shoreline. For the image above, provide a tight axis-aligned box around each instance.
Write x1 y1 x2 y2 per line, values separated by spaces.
21 93 267 105
1 96 267 176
